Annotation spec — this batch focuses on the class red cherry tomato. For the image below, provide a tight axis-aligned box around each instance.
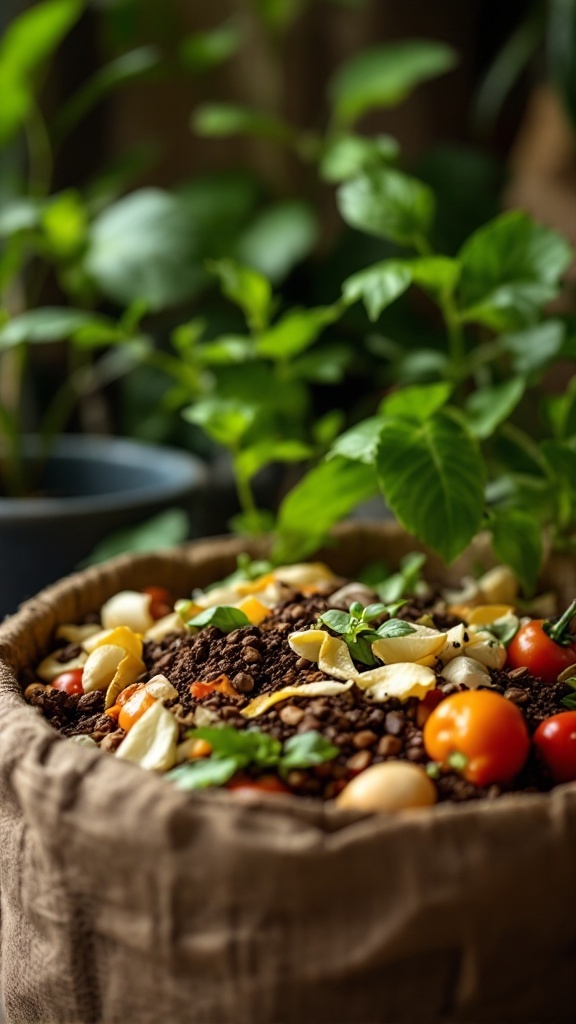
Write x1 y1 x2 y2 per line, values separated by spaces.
533 711 576 783
142 585 174 621
227 774 289 795
423 689 530 787
507 600 576 684
51 668 84 695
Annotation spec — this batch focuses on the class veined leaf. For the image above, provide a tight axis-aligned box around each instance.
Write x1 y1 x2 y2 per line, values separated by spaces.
183 397 259 447
380 382 452 423
256 306 338 360
464 377 526 440
376 412 485 563
342 260 412 320
0 308 112 350
500 320 565 374
328 417 384 465
320 134 399 182
338 168 435 247
208 259 273 332
235 439 312 481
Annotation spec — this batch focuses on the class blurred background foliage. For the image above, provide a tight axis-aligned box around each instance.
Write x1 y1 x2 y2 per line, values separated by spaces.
1 0 576 536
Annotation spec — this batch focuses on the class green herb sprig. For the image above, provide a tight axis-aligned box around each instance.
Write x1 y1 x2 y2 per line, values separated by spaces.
186 605 251 633
168 727 340 790
317 601 415 667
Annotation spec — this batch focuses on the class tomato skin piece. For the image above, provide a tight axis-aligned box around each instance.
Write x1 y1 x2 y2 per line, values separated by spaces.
533 712 576 783
507 621 576 684
142 586 174 621
118 689 157 732
227 774 289 795
423 689 530 787
51 669 84 695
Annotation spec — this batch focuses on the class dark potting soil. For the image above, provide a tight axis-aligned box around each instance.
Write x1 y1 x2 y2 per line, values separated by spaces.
26 590 572 803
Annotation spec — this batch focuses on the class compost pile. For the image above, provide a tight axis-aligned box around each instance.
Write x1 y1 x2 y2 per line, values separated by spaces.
22 558 576 810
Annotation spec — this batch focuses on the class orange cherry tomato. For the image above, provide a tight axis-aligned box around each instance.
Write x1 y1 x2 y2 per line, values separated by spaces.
143 586 174 621
118 688 157 732
533 711 576 783
227 774 289 795
116 683 144 708
423 689 530 786
52 668 84 694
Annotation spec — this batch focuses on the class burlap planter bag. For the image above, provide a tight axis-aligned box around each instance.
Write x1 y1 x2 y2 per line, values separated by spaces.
1 523 575 1024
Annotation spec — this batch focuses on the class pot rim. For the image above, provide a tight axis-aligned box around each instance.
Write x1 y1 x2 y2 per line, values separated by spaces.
0 434 207 519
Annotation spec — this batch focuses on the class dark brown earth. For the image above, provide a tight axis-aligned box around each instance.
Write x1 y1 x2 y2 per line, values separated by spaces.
25 589 572 802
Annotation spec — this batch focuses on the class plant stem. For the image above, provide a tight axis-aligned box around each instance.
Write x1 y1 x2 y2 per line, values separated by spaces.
440 294 465 376
24 101 53 198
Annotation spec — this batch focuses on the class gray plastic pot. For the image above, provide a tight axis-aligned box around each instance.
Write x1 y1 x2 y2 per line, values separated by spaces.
0 435 207 618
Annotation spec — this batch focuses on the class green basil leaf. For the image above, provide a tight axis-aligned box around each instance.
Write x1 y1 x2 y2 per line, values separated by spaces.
458 211 572 330
0 308 113 350
207 258 273 332
376 412 485 563
337 168 435 247
328 417 385 465
408 256 461 300
376 619 417 638
342 260 412 321
329 41 457 125
183 397 259 447
280 730 340 773
373 551 427 603
193 103 292 143
320 134 399 183
256 305 338 360
540 440 576 483
190 726 282 767
168 756 241 790
318 610 353 634
187 606 251 633
380 382 452 423
489 507 543 595
561 691 576 710
362 603 389 620
464 377 526 440
345 634 378 666
235 440 313 482
273 456 378 563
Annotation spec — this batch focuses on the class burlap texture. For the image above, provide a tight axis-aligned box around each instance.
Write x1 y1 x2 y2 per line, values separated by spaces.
0 523 575 1024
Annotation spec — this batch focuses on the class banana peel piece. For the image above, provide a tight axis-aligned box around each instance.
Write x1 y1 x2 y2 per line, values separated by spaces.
242 680 354 718
83 625 143 659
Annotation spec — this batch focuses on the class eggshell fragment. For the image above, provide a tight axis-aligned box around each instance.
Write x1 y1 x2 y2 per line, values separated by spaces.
337 762 437 813
371 625 446 665
145 675 179 702
101 590 154 633
36 651 87 683
115 701 178 772
82 645 125 693
145 612 187 643
440 656 491 690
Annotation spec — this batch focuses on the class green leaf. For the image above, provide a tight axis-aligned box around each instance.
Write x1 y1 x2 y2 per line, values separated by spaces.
55 47 161 139
0 198 43 236
80 509 189 567
191 726 282 767
540 440 576 482
256 306 337 360
169 756 241 790
273 456 378 563
543 377 576 439
291 344 351 384
85 189 198 310
489 507 542 595
235 202 318 284
199 336 255 366
41 190 87 259
252 0 305 32
375 619 416 638
318 609 353 634
193 103 292 143
0 308 110 350
187 606 251 633
329 40 457 125
408 256 461 300
458 211 572 330
328 417 384 465
338 168 435 247
376 412 485 563
464 377 526 440
279 731 340 774
180 20 243 72
562 691 576 710
500 320 565 374
183 397 258 448
371 551 427 603
380 382 452 423
342 260 412 321
235 439 312 481
320 134 399 183
208 259 273 332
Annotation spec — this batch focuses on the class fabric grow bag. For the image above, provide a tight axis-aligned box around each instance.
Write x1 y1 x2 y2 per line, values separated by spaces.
0 523 575 1024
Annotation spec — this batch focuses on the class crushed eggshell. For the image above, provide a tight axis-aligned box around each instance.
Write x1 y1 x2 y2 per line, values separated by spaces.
371 625 446 665
463 633 507 670
36 651 87 683
440 656 491 690
115 701 178 772
55 623 101 644
354 662 436 703
83 625 142 659
242 680 354 718
145 674 179 702
101 590 154 633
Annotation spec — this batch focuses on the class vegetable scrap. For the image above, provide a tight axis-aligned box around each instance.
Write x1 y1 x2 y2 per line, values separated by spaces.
21 556 576 814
